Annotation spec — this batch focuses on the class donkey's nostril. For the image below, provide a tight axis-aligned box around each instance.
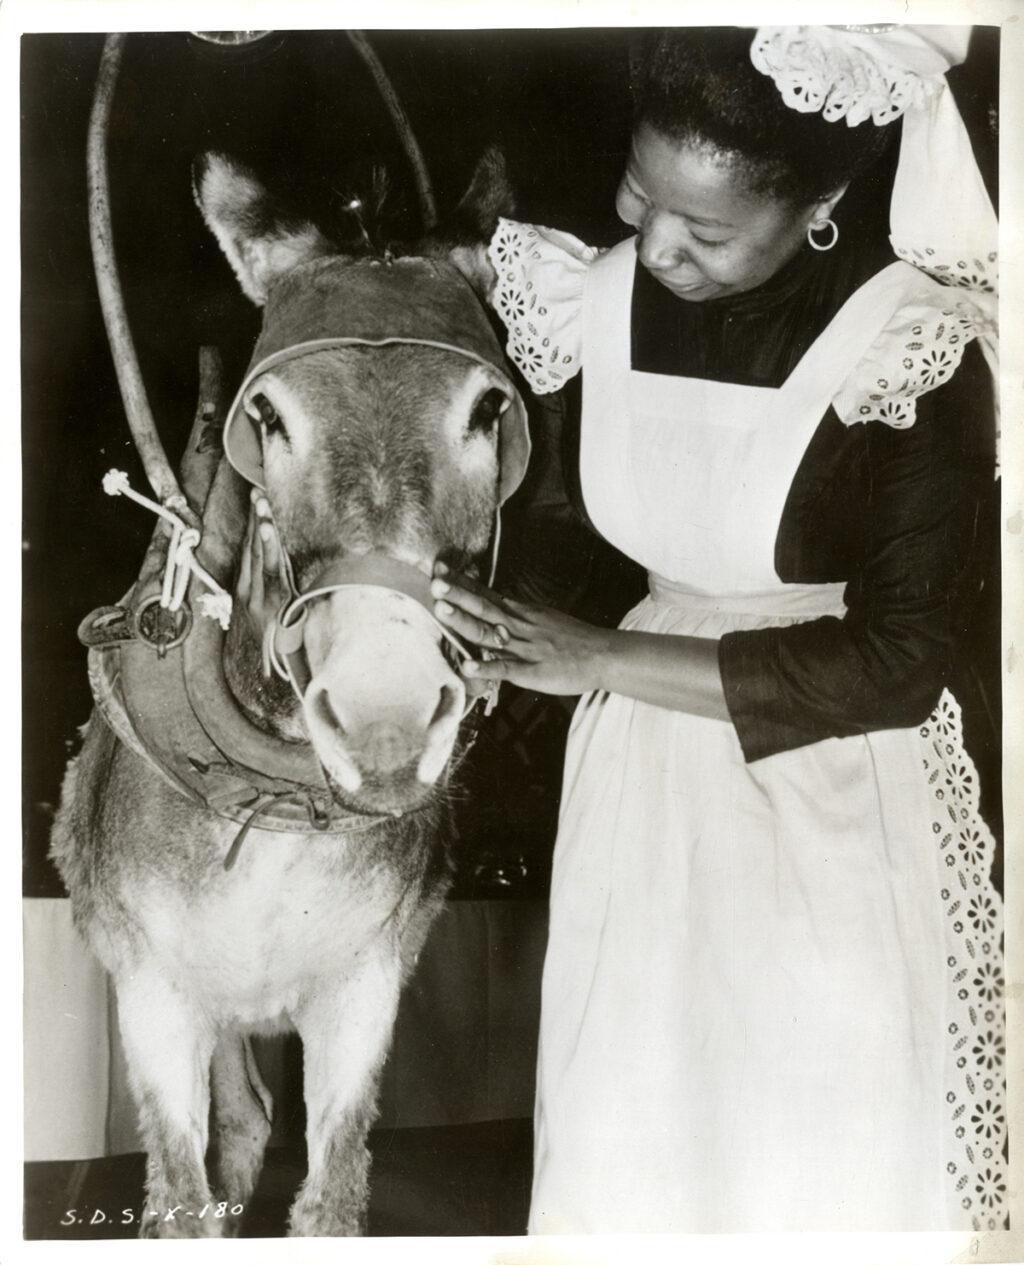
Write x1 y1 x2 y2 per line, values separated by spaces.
418 681 465 786
429 683 462 729
312 688 346 737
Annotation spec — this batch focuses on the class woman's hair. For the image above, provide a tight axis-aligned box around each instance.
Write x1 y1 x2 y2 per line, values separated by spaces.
632 28 895 205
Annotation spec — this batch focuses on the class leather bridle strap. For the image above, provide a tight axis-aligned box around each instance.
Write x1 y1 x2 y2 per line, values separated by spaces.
265 552 475 703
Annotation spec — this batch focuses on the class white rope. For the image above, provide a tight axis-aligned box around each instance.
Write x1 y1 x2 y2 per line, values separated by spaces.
103 469 233 629
487 508 502 589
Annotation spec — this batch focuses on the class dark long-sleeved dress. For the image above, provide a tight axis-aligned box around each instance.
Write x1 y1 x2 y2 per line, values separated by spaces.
486 216 1005 1234
503 226 998 762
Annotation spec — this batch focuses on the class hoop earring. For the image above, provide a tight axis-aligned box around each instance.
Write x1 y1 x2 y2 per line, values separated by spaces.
807 218 839 252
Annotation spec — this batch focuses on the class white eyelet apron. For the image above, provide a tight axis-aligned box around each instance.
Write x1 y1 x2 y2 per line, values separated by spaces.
527 239 1005 1234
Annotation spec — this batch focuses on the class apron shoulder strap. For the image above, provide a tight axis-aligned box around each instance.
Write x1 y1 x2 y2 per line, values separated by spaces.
581 237 638 375
781 261 936 407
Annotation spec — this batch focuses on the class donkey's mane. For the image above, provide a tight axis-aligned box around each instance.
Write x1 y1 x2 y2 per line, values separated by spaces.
324 161 418 260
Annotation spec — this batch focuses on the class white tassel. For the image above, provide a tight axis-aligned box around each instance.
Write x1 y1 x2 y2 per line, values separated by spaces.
102 468 233 629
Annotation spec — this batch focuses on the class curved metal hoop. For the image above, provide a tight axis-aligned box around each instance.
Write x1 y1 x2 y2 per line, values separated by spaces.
88 30 437 520
133 594 193 654
807 218 839 252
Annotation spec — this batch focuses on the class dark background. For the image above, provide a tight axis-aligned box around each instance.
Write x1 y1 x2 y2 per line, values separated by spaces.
21 28 1002 897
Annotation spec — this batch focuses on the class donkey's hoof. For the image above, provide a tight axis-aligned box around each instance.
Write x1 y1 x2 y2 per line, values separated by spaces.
288 1190 366 1238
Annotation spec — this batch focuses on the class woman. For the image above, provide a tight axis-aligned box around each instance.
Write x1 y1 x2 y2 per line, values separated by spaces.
431 27 1004 1233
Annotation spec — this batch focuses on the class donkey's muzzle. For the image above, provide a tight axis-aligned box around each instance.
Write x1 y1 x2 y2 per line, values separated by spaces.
309 677 465 794
295 577 469 813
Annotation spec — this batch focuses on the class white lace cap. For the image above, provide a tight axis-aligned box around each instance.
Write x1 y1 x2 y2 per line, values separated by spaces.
751 26 998 306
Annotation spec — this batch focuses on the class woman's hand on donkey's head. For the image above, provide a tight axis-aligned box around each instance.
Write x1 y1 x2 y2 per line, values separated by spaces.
237 488 292 639
431 562 610 698
431 563 514 650
430 563 510 700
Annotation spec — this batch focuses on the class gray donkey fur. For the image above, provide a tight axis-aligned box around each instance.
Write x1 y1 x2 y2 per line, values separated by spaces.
50 150 514 1237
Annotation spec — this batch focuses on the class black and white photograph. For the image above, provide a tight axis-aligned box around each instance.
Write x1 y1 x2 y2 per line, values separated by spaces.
12 3 1021 1261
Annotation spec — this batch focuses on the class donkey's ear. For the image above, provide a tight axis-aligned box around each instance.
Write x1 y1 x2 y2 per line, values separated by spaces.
446 145 516 243
421 145 515 301
193 152 333 305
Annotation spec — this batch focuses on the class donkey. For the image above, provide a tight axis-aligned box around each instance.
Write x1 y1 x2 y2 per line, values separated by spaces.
49 150 526 1237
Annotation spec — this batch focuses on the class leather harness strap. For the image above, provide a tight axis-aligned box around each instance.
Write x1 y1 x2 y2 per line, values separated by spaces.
81 546 483 872
85 592 389 870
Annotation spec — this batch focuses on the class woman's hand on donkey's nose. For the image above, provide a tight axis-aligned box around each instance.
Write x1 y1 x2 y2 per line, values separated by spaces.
431 570 517 651
432 563 613 697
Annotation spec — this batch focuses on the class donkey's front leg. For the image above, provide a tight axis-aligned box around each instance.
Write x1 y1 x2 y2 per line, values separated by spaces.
116 968 219 1238
288 953 403 1237
208 1031 273 1235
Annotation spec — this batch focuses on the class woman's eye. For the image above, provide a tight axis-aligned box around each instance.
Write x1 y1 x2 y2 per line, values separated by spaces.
692 235 727 249
469 387 510 434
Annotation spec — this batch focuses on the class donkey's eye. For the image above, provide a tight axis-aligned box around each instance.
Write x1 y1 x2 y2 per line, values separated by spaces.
468 387 510 435
246 392 285 435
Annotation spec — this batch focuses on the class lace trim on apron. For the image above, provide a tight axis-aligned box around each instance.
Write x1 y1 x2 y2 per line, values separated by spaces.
921 690 1007 1229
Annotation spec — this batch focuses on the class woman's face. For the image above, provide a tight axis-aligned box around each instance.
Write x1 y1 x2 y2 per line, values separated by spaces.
616 125 836 303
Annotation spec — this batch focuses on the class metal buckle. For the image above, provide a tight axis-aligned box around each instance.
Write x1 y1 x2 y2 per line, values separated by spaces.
133 594 193 656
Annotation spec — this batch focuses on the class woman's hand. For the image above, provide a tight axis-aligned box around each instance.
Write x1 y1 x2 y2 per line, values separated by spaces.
237 488 292 642
431 564 611 697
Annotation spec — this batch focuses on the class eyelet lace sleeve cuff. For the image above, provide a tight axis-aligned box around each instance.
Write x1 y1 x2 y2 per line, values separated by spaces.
832 291 990 430
891 242 998 297
487 218 599 395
